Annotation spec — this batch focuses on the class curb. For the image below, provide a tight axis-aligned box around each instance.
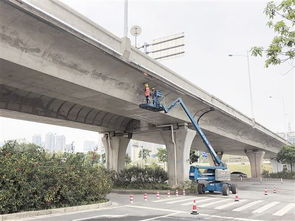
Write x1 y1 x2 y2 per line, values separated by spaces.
112 189 193 195
0 201 112 221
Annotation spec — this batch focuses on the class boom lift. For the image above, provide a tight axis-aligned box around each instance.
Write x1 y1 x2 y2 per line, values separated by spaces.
139 90 236 195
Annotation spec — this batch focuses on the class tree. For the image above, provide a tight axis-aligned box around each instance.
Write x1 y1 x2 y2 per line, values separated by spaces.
190 150 200 164
251 0 295 67
125 154 131 165
156 148 168 163
138 148 151 163
85 151 100 166
276 145 295 172
101 153 106 164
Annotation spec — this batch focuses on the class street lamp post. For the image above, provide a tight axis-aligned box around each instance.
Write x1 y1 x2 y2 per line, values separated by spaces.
229 52 255 126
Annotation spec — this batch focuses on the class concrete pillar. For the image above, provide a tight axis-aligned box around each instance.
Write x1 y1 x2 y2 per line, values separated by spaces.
161 127 196 187
102 134 130 172
245 150 265 178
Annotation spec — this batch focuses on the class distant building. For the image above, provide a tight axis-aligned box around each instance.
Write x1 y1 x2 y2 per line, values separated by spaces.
287 132 295 144
32 134 42 147
277 131 295 144
83 140 97 152
45 132 55 151
126 140 164 162
55 135 66 152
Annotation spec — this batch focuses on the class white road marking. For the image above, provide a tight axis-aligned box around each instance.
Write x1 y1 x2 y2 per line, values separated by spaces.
199 198 231 207
181 197 216 206
233 200 264 212
199 213 263 221
166 197 197 204
139 212 183 221
152 196 191 203
252 201 280 213
127 205 184 213
215 200 247 210
128 205 263 221
72 214 128 221
273 203 295 216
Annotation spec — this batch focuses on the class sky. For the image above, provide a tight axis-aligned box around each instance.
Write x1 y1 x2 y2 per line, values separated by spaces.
0 0 294 148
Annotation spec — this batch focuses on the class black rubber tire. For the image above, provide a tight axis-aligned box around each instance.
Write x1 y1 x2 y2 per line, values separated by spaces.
209 191 214 193
222 184 229 196
231 184 237 194
197 183 205 194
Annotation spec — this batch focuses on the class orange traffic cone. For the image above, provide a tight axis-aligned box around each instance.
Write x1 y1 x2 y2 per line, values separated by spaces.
144 193 148 201
191 200 199 215
273 187 277 193
176 189 179 197
130 195 134 204
156 191 160 199
234 194 240 201
264 188 268 195
167 190 171 198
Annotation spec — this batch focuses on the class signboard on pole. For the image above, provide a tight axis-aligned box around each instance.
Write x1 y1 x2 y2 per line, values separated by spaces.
149 33 185 60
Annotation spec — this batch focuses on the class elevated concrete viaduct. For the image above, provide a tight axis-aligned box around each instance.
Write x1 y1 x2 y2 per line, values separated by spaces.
0 0 288 185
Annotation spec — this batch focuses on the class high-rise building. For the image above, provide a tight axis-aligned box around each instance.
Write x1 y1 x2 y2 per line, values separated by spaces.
55 135 66 152
45 132 55 151
32 134 42 147
287 132 295 144
83 140 97 152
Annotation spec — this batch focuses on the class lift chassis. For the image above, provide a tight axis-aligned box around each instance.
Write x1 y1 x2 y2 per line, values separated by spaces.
139 92 236 195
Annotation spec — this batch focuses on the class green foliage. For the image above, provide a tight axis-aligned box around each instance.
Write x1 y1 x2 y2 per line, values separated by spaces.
113 166 169 189
276 145 295 172
0 141 112 214
156 148 168 163
263 171 295 179
138 148 151 161
190 150 200 164
85 151 100 166
251 0 295 67
125 154 131 165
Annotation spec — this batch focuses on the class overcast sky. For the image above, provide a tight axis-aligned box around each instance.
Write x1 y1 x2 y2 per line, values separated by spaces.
0 0 294 149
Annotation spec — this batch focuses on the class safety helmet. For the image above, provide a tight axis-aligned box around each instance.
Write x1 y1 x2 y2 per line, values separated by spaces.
144 83 149 88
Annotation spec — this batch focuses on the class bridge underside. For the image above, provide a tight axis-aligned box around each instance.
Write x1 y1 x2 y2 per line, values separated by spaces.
0 0 288 184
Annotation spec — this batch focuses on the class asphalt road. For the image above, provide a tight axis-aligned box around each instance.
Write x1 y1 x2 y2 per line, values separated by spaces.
21 180 295 221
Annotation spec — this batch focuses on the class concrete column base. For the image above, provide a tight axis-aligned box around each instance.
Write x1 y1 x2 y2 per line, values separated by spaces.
102 134 130 172
245 150 265 178
161 127 196 187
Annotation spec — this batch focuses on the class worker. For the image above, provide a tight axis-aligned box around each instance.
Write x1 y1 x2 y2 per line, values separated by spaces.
151 88 156 104
144 83 151 103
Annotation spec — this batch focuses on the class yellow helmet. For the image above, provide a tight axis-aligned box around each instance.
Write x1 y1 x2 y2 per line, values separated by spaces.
144 83 149 88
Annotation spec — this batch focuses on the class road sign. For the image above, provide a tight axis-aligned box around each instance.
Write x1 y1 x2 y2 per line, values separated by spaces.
149 32 185 60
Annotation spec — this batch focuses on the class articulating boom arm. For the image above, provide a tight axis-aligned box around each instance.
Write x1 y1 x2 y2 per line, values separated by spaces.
163 98 224 167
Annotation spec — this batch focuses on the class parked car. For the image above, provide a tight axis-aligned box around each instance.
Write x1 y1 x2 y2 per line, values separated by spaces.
231 171 247 178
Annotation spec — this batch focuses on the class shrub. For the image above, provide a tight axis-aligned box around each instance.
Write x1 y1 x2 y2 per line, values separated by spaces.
113 166 169 189
0 141 113 214
267 171 295 179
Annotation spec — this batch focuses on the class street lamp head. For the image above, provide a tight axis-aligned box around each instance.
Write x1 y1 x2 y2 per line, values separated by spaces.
228 54 233 56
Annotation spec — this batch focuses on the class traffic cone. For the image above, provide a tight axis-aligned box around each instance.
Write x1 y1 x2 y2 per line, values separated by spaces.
191 200 199 215
144 193 148 201
167 190 170 198
176 189 179 197
264 188 268 195
273 187 277 194
156 191 160 199
183 189 186 196
234 194 240 202
130 195 134 204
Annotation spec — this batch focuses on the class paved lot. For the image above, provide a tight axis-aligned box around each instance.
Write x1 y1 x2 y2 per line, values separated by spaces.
22 181 295 221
